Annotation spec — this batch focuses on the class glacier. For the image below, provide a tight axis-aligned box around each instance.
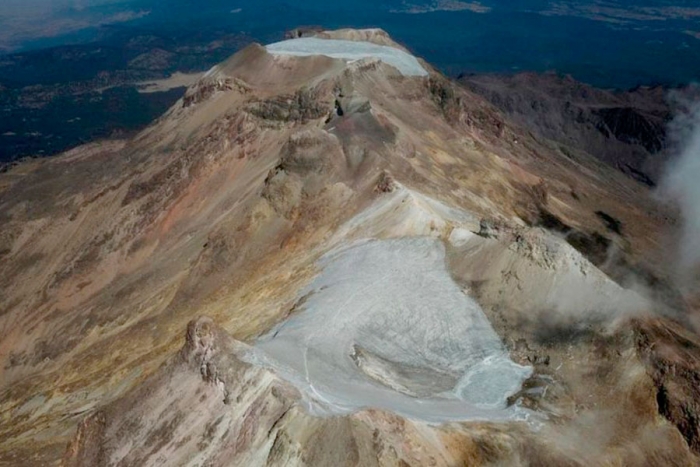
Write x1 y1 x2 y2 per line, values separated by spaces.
265 37 429 77
246 238 533 423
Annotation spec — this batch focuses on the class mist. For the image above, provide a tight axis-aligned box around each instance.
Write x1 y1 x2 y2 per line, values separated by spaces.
661 94 700 282
0 0 144 53
0 0 134 16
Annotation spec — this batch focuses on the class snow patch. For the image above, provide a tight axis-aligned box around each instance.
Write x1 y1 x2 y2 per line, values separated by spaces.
448 227 475 247
265 38 429 77
333 185 479 240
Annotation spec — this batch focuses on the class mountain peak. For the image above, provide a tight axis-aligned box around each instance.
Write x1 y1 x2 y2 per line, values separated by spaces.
1 28 697 467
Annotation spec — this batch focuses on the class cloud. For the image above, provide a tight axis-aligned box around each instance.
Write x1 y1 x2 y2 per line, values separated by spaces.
660 90 700 281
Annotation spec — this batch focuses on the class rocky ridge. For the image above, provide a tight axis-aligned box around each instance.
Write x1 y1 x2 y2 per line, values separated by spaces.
459 72 700 186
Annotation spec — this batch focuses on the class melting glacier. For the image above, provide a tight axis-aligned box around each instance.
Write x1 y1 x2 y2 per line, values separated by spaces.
246 238 533 423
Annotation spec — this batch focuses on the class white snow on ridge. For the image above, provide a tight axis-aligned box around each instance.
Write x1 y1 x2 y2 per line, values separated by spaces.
265 37 429 77
246 238 533 423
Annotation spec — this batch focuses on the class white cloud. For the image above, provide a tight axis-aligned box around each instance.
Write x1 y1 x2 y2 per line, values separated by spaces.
660 91 700 280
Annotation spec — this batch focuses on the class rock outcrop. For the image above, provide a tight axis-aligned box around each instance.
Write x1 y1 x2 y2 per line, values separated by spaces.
62 317 301 467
